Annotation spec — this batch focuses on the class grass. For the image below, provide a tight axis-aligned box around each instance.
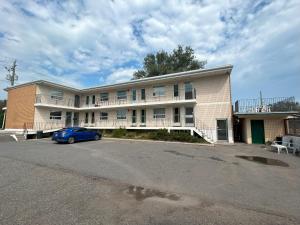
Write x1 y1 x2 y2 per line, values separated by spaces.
102 128 207 143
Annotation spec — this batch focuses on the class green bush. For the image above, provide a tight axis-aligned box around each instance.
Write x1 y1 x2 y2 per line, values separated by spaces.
112 128 127 138
109 128 206 143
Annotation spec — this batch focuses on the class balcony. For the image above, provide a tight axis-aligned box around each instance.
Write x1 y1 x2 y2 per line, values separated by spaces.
35 89 197 110
234 96 300 113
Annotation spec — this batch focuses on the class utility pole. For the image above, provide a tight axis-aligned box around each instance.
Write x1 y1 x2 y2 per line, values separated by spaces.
5 59 18 86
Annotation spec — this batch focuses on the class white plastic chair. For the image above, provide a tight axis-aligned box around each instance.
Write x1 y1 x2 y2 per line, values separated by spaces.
270 141 289 154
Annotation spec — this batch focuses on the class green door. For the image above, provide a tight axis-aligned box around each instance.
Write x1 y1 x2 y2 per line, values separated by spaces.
251 120 265 144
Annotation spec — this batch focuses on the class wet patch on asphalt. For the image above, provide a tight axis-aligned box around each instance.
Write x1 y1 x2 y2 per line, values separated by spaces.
236 155 289 167
209 156 225 162
127 185 181 201
164 150 194 158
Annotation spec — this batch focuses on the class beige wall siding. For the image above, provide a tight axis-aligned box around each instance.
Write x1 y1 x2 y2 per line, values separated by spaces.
242 118 285 144
36 84 76 107
264 119 285 142
5 84 36 129
193 74 233 142
34 108 68 130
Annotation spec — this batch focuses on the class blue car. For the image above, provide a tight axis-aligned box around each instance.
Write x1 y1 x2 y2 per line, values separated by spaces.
52 127 101 144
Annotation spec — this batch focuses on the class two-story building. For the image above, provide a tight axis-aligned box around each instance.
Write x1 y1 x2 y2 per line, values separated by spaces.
3 65 234 143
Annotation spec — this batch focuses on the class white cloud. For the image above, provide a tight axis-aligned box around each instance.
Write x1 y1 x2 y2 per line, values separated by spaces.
0 0 299 100
104 68 136 84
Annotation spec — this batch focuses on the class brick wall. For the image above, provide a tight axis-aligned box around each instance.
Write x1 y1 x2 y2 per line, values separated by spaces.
5 84 36 129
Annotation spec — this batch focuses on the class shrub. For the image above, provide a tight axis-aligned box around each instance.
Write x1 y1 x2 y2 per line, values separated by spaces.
112 128 127 138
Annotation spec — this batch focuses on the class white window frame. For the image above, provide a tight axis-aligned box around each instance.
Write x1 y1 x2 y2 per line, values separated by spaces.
117 109 127 120
100 93 109 101
153 108 165 119
117 90 127 100
50 111 62 120
50 90 63 101
100 112 108 120
153 86 165 97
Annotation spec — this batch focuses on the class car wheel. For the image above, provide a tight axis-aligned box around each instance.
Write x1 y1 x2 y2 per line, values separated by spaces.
94 134 100 141
68 137 75 144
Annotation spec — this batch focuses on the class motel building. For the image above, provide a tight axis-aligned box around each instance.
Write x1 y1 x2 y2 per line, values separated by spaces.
1 64 299 144
2 65 234 143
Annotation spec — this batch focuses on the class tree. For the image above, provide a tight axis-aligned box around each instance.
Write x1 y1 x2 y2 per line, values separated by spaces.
269 98 300 112
133 45 206 79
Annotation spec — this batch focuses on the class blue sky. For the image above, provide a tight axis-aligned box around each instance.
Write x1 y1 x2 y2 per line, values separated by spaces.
0 0 299 101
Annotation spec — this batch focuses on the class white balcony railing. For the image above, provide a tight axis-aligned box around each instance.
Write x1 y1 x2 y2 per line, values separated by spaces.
35 88 196 109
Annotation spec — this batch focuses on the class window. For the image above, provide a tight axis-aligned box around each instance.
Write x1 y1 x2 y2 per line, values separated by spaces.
174 84 179 97
100 93 109 101
50 111 62 120
91 112 95 123
117 109 127 119
185 107 194 124
185 82 193 99
92 95 95 104
50 90 63 100
174 107 180 123
141 89 146 100
153 86 165 97
85 112 89 123
75 128 87 132
86 96 90 105
117 90 127 100
153 108 165 119
100 112 108 120
132 89 136 101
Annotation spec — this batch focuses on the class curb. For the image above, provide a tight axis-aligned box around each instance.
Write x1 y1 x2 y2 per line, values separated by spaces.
103 137 214 146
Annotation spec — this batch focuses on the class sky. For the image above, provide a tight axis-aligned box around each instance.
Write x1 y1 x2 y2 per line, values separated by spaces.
0 0 299 101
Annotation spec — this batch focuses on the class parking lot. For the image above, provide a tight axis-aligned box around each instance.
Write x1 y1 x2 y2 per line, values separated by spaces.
0 137 300 225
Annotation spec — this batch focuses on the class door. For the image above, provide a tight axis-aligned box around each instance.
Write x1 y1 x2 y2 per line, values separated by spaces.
140 109 146 125
73 112 79 126
185 82 193 99
173 107 180 125
74 95 80 108
217 119 228 141
132 110 136 125
251 120 265 144
65 112 72 127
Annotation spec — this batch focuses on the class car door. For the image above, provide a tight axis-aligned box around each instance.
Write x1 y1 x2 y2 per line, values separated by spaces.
85 129 95 140
74 128 87 141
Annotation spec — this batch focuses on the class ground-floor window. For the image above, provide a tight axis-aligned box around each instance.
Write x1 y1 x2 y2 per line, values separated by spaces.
100 112 108 120
153 108 165 119
117 109 127 119
50 111 62 120
85 112 89 123
185 107 194 124
91 112 95 123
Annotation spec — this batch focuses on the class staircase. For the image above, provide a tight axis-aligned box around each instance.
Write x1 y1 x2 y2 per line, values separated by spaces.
193 119 215 143
193 128 214 143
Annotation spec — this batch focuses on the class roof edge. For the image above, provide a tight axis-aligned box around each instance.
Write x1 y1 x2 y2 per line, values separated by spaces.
3 64 233 92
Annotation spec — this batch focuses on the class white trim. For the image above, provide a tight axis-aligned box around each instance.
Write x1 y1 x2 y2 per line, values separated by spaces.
34 99 197 110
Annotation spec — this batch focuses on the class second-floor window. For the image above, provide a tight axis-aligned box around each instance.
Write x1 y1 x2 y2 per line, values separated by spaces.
117 109 127 119
100 112 108 120
117 90 127 100
153 108 165 119
86 96 90 105
50 90 63 100
100 93 109 101
185 82 193 99
50 111 62 120
174 84 179 97
141 89 146 100
153 86 165 97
